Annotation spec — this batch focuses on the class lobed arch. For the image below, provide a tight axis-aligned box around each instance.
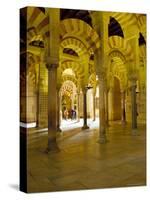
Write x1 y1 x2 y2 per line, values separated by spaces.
60 80 77 97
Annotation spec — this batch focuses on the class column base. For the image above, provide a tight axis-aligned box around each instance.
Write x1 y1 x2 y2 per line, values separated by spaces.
82 125 89 130
57 127 62 132
121 120 126 126
45 138 60 153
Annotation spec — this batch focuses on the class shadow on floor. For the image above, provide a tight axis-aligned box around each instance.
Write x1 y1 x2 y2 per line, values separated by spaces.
9 184 19 191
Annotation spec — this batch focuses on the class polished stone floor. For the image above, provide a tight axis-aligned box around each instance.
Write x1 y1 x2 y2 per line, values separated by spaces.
27 119 146 193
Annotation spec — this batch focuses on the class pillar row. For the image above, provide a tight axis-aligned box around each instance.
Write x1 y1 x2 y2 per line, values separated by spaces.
82 88 89 130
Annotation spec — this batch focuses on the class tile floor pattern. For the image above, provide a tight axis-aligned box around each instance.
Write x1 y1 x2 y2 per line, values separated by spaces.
27 120 146 193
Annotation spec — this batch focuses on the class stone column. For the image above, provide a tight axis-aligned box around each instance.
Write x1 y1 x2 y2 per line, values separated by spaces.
105 89 109 126
108 86 114 121
93 90 96 121
46 8 60 152
46 64 59 152
82 88 89 129
77 92 80 122
98 75 107 143
121 90 126 125
57 88 62 132
131 79 137 129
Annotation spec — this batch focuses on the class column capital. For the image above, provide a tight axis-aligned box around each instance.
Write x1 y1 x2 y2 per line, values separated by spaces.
46 63 58 70
82 87 88 94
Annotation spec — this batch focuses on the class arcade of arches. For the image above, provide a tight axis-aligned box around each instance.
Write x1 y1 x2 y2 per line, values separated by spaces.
20 7 146 192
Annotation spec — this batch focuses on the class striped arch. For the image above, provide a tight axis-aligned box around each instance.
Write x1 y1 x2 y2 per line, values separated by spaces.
109 50 126 64
108 36 134 62
108 56 128 90
61 75 78 87
61 37 88 56
27 8 101 54
61 61 84 81
27 7 48 42
60 19 100 53
136 14 146 40
110 12 138 31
